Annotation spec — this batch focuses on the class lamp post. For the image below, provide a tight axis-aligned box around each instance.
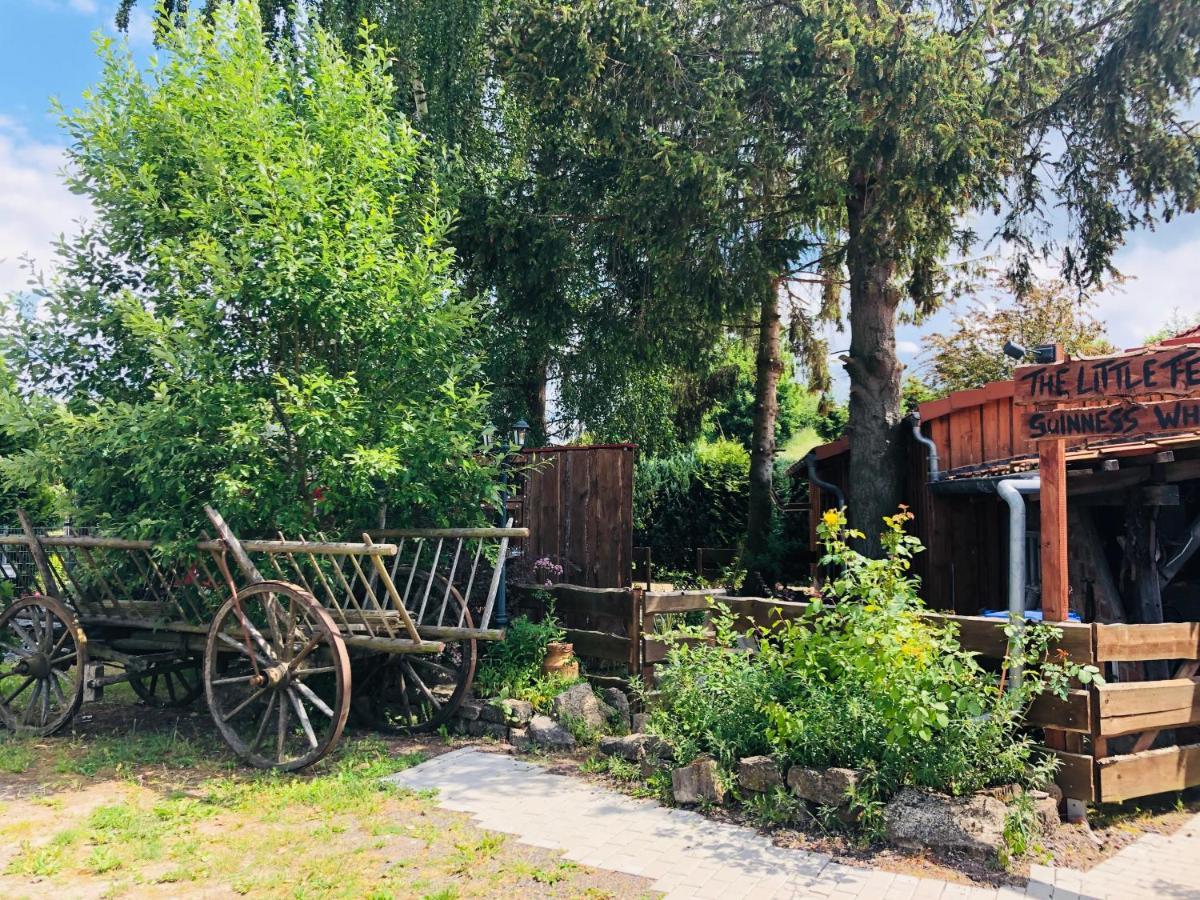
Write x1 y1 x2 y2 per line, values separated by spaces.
493 419 529 627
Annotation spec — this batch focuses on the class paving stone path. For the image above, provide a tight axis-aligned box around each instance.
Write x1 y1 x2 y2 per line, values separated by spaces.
384 748 1200 900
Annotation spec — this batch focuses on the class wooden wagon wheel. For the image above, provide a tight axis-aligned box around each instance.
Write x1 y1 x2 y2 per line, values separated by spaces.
203 580 350 771
352 567 476 735
0 594 86 736
129 656 203 708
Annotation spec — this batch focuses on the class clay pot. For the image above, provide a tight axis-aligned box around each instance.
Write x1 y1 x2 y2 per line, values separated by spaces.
542 641 579 679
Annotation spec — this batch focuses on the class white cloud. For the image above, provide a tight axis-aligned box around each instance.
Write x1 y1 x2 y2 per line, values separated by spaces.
0 121 91 299
68 0 100 13
1092 238 1200 346
121 8 156 47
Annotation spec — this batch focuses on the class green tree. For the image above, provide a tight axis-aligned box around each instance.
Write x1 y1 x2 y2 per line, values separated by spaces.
499 0 1200 554
1145 308 1200 346
1 1 495 537
497 1 834 586
923 279 1114 394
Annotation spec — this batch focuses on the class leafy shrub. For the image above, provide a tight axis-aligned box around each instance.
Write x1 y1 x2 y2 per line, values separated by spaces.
475 606 578 707
0 2 496 537
633 438 749 570
646 509 1097 807
640 612 778 769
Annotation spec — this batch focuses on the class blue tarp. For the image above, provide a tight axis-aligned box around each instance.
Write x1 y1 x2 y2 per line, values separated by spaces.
981 609 1082 623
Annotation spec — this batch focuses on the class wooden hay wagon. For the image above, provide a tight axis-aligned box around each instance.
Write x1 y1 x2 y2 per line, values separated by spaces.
0 506 523 770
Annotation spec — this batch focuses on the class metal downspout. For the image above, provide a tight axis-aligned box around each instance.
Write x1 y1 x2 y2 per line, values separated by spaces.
908 412 941 482
804 451 845 510
996 476 1041 693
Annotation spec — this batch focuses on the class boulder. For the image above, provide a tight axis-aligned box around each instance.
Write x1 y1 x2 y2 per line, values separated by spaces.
738 756 783 793
457 699 483 721
602 688 632 730
787 766 862 807
508 727 532 752
467 720 508 740
527 715 576 751
1031 791 1061 830
481 699 534 726
883 788 1008 859
598 733 662 763
551 683 611 731
671 756 726 805
631 712 649 733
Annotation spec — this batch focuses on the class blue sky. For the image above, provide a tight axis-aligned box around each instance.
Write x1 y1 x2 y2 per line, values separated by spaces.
1 0 1198 394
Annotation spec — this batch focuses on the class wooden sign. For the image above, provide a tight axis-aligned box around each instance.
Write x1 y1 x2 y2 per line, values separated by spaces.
1014 345 1200 406
1022 397 1200 441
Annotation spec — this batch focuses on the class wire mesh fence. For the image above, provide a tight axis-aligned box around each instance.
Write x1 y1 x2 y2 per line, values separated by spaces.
0 523 95 600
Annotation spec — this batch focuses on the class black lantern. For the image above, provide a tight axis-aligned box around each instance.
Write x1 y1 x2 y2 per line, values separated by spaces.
511 419 530 449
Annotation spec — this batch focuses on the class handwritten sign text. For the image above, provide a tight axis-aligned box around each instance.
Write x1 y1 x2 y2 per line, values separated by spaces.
1021 398 1200 441
1014 345 1200 405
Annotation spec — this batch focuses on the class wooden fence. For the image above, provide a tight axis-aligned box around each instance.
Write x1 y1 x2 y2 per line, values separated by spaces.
516 584 1200 806
518 445 636 588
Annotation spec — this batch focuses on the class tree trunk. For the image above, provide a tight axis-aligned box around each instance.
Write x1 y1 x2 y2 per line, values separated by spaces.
519 357 549 446
745 277 784 593
844 176 905 556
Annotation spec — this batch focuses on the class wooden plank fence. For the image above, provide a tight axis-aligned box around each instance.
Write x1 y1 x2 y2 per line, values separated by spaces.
514 583 1200 806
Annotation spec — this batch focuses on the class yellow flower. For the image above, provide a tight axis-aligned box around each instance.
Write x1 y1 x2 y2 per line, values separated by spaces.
822 509 841 528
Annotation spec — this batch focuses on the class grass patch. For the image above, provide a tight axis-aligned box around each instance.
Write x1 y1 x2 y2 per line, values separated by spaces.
0 737 36 774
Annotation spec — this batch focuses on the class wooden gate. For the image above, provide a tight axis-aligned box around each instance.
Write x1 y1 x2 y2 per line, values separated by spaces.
518 444 635 588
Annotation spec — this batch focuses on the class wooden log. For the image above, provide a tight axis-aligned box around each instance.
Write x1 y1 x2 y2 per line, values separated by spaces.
340 635 445 654
1119 495 1166 681
1097 677 1200 736
1098 742 1200 803
372 527 529 539
37 535 155 550
559 627 631 663
195 538 397 557
642 589 724 615
202 505 263 582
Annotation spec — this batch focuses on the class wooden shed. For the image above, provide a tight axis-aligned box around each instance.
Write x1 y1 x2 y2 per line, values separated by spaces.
798 332 1200 625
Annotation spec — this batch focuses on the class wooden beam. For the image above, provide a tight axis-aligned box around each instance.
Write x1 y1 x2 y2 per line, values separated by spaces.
563 627 634 663
1094 622 1200 662
1041 746 1098 802
1097 676 1200 737
1027 690 1093 734
1098 742 1200 803
1040 441 1070 621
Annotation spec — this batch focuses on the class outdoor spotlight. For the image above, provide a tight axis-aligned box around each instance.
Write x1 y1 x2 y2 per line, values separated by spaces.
1003 340 1027 361
511 419 530 449
1032 344 1059 364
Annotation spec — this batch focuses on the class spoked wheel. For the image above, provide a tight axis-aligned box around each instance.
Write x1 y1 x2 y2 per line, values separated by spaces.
352 568 476 735
204 580 350 771
129 656 203 708
0 595 86 736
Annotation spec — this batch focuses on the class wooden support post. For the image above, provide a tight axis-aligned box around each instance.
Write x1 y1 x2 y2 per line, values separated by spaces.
1040 440 1069 622
17 508 62 600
